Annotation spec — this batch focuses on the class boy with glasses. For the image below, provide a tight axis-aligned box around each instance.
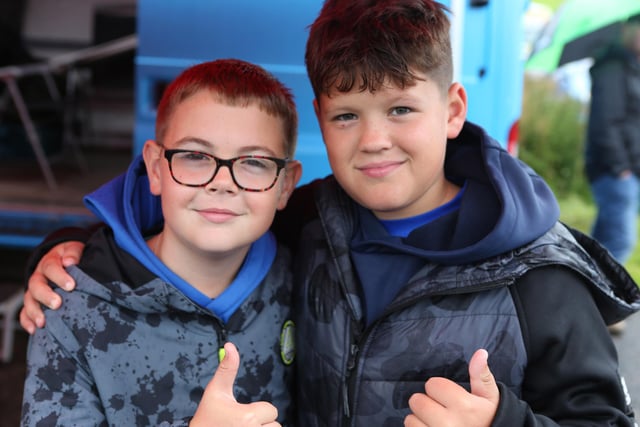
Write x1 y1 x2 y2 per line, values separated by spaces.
21 58 301 426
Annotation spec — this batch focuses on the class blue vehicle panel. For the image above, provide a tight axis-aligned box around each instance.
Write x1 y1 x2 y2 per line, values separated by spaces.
134 0 528 185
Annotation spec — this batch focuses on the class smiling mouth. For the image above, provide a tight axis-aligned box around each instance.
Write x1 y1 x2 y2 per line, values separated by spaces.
359 161 402 178
197 208 239 223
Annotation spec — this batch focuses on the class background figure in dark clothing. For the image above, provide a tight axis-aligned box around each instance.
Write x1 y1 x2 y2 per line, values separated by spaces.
586 15 640 266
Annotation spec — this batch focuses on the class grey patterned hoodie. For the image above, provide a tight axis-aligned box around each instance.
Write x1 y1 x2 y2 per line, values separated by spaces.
21 156 295 426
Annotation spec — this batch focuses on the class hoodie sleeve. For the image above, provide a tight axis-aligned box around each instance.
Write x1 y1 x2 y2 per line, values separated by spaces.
22 316 197 427
21 304 108 426
490 266 635 426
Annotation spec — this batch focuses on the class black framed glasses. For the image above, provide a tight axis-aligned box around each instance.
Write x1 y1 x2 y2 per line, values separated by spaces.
163 149 289 192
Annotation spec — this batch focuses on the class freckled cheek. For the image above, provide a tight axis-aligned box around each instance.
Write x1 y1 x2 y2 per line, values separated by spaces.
325 142 355 166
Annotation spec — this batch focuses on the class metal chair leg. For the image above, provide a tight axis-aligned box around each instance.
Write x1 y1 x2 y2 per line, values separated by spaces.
4 78 58 190
0 288 24 364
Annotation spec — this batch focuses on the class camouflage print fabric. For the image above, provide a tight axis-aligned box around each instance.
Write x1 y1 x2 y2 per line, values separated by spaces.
293 177 640 427
21 230 295 426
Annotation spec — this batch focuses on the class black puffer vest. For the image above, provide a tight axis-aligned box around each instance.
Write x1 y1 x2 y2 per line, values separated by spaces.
293 178 638 427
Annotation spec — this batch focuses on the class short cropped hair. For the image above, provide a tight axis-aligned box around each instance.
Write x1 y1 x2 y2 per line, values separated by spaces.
155 59 298 157
305 0 452 98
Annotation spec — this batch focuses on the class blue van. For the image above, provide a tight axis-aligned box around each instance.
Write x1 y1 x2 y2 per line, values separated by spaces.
134 0 529 185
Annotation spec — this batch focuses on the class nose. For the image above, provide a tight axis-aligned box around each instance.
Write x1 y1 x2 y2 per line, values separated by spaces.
206 163 238 193
358 120 391 152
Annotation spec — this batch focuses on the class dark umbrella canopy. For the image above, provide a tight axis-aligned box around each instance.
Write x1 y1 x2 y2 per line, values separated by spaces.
527 0 640 73
557 21 623 65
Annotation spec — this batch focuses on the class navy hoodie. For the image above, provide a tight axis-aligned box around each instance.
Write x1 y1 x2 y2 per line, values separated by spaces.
345 122 559 323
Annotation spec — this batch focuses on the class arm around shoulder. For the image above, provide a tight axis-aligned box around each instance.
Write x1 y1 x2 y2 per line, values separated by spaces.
25 225 98 276
20 225 97 333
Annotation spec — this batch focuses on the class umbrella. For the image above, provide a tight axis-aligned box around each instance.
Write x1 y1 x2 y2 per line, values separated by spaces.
526 0 640 73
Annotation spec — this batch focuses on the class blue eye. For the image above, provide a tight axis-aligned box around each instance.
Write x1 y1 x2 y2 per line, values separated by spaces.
239 157 270 170
176 151 211 162
334 113 357 121
391 106 411 115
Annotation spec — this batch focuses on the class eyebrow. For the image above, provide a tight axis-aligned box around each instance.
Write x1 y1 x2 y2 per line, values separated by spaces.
170 137 281 157
169 137 212 150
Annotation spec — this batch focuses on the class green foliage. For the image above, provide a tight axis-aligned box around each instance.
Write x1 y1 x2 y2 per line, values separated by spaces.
533 0 564 11
558 195 640 284
557 193 594 232
519 75 591 200
521 1 640 283
627 237 640 282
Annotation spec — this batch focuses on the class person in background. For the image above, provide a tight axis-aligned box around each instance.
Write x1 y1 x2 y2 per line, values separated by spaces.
20 1 640 426
585 14 640 334
21 59 301 426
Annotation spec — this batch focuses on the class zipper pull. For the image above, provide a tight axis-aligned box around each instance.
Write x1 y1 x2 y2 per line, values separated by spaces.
347 344 359 370
343 344 359 418
343 382 351 418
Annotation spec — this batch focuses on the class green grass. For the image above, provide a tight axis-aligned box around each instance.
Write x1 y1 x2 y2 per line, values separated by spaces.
558 196 640 282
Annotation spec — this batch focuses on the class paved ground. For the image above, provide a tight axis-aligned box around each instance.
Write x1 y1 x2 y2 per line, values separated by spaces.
612 310 640 412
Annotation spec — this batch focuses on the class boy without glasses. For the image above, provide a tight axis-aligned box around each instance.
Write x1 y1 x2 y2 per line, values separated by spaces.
21 0 640 426
285 1 639 425
21 58 301 426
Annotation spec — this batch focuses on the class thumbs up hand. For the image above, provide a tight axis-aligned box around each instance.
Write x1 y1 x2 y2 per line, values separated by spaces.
404 349 499 427
190 342 281 427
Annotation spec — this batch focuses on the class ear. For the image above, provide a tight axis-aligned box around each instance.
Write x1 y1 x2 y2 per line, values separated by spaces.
446 82 467 139
142 140 164 196
312 98 330 147
313 98 320 119
276 160 302 210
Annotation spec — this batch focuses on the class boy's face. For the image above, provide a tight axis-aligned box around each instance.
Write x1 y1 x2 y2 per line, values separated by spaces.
314 74 466 220
144 91 300 262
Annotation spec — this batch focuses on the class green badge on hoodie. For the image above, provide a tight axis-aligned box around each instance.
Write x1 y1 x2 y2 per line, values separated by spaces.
280 320 295 365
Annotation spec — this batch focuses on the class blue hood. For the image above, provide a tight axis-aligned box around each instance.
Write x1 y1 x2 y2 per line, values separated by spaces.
440 121 560 263
83 155 276 322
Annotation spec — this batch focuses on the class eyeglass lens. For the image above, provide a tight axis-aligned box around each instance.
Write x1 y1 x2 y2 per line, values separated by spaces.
169 151 281 191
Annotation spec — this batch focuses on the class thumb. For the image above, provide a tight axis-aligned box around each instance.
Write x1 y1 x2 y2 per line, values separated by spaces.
210 342 241 399
469 349 499 403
